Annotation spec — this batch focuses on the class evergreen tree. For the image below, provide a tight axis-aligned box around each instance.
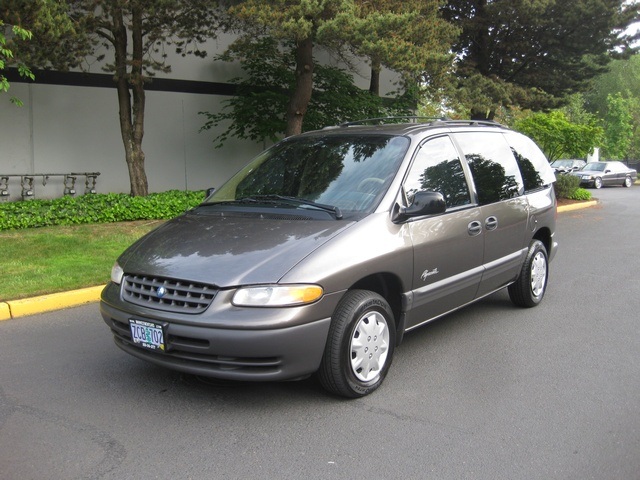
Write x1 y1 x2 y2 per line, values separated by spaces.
329 0 457 96
1 0 84 106
442 0 639 119
228 0 456 137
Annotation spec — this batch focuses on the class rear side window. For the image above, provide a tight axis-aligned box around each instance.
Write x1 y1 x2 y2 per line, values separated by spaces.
607 162 626 173
504 132 556 191
404 136 471 208
453 132 524 205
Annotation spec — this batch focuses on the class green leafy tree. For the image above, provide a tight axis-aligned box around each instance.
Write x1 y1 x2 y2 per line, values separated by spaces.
441 0 639 119
585 55 640 159
6 1 224 196
2 0 85 106
0 20 34 106
562 93 600 126
200 37 414 147
73 1 224 196
515 110 603 162
601 92 634 159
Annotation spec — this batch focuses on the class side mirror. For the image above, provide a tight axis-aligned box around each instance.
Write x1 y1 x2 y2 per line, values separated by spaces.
395 191 446 222
205 187 216 198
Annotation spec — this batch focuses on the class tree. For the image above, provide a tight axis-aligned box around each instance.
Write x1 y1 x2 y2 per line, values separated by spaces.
228 0 456 137
514 110 603 162
326 0 458 96
1 0 84 106
584 55 640 159
0 20 34 106
73 1 224 196
200 37 414 148
601 92 634 159
441 0 639 119
228 0 352 137
6 1 223 196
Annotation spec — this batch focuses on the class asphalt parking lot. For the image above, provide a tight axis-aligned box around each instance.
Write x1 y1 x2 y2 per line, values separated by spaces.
1 185 638 479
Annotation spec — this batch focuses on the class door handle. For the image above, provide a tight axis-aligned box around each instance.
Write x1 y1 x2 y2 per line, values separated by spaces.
468 220 482 236
485 216 498 231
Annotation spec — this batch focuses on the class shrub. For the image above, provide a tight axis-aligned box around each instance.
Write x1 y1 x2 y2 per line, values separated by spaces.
553 174 581 199
568 188 592 201
0 190 205 230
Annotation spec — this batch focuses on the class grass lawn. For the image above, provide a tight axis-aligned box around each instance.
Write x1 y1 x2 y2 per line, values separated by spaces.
0 220 162 301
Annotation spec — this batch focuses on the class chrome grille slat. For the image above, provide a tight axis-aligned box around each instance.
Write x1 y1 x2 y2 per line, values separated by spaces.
122 274 217 313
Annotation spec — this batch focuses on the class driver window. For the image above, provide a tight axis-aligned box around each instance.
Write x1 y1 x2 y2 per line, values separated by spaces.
404 136 471 208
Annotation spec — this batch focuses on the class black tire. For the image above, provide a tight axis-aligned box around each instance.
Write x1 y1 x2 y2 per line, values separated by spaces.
508 240 549 308
594 177 603 189
624 176 633 188
318 290 396 398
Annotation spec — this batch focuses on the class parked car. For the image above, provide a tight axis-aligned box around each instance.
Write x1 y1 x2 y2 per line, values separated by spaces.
570 161 637 188
100 118 558 398
551 159 586 174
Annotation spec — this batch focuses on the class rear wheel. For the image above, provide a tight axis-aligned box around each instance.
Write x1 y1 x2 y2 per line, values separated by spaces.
318 290 395 398
624 176 633 188
508 240 548 308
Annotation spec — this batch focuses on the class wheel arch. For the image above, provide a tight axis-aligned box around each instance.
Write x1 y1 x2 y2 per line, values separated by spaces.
349 272 405 341
532 227 552 256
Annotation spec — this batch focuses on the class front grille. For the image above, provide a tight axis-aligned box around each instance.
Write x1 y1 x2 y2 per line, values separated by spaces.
122 274 217 313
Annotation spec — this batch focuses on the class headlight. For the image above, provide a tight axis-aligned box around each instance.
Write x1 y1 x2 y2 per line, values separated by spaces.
232 284 323 307
110 262 124 284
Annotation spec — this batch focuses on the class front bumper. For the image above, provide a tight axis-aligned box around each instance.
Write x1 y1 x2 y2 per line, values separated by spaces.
576 176 594 187
100 282 335 382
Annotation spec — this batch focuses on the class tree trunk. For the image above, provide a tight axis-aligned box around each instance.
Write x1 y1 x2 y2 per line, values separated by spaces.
111 4 149 196
470 108 495 121
369 59 381 96
285 38 314 137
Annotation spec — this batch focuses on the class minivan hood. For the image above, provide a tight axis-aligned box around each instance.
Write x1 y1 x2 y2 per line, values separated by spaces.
119 212 354 287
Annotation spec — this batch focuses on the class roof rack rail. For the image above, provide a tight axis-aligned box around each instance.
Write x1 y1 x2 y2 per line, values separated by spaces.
439 119 504 127
338 116 449 127
335 116 505 128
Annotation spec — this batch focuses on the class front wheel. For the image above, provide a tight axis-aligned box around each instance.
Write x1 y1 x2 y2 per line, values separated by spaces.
508 240 548 308
318 290 395 398
594 177 603 189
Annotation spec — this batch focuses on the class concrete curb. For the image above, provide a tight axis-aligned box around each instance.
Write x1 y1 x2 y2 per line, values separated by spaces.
0 285 105 321
556 200 599 212
0 200 599 321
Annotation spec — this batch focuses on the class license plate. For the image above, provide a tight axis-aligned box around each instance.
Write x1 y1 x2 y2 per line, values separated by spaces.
129 319 165 351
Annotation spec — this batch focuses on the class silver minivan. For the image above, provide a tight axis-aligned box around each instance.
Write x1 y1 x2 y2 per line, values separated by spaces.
101 119 558 397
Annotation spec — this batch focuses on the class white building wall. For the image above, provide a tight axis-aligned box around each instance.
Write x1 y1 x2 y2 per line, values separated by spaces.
0 36 398 201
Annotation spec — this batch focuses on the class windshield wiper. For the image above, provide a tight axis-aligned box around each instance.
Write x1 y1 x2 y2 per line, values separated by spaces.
200 198 260 206
248 195 343 219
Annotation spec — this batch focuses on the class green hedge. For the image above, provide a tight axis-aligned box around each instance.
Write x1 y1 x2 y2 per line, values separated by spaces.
0 190 205 230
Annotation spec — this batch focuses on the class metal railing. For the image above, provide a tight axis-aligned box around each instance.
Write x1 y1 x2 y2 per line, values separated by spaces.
0 172 100 200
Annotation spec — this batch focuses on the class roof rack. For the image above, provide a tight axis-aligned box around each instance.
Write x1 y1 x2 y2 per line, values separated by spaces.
334 117 505 128
338 116 448 127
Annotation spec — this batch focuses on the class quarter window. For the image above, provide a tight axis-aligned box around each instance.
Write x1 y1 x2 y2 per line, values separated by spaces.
453 132 524 205
505 132 556 191
405 136 471 208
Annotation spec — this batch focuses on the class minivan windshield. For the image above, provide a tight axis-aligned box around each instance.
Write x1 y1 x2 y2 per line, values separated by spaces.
205 134 409 217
